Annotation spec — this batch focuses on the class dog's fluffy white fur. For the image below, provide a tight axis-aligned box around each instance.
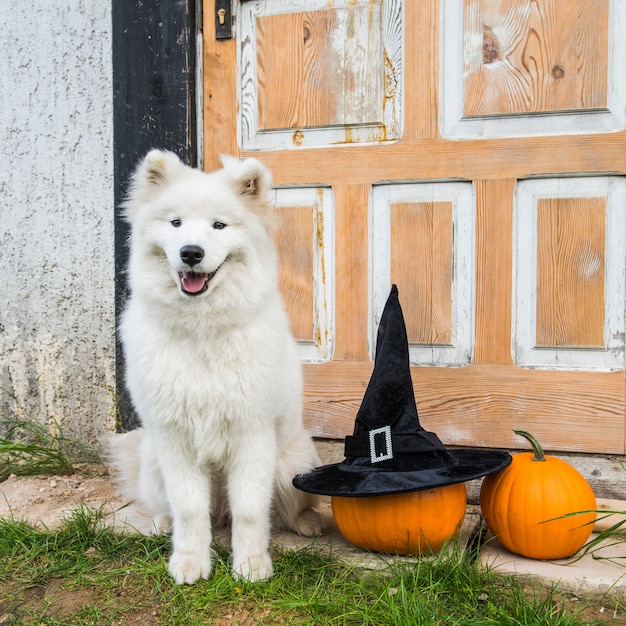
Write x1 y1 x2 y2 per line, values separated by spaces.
108 150 322 585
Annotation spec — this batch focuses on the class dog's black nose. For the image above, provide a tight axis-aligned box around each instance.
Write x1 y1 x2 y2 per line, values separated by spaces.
180 245 204 267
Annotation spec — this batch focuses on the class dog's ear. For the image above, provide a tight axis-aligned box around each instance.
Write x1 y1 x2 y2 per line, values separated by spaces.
140 150 184 186
220 156 272 203
123 150 185 221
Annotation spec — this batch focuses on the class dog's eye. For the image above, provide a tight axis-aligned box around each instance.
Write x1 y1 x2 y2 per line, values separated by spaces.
213 222 226 230
171 219 182 227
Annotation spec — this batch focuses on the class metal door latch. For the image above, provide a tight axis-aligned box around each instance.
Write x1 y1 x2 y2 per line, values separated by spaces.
215 0 232 39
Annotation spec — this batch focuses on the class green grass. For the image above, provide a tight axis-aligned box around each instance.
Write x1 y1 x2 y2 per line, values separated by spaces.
0 390 101 481
561 508 626 572
0 506 610 625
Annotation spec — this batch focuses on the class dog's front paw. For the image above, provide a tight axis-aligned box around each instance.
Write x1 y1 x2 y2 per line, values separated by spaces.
293 509 323 537
232 552 273 583
168 551 212 585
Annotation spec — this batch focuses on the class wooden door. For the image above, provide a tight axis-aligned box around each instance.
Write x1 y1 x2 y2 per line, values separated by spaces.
203 0 626 454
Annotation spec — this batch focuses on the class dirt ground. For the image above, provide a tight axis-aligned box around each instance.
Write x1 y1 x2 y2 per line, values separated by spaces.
0 467 157 534
0 469 118 527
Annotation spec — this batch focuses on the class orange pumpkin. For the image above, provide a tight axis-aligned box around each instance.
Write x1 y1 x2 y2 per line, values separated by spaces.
480 430 596 560
331 482 467 555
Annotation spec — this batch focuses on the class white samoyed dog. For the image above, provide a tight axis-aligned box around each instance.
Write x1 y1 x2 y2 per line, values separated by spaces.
109 150 322 585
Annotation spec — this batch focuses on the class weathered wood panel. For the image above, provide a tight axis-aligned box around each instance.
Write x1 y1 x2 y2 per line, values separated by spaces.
441 0 625 138
239 0 403 149
536 197 606 348
473 179 515 366
372 183 474 366
275 205 315 343
391 202 453 345
514 177 625 370
463 0 609 117
333 184 369 361
256 8 383 130
246 134 626 186
405 0 439 139
274 187 334 362
303 362 624 453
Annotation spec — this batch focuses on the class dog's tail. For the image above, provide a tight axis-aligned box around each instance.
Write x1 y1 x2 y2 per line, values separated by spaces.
104 428 145 503
274 429 323 536
105 428 171 533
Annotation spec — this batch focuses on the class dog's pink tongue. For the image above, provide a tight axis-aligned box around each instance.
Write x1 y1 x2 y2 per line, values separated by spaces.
181 272 207 293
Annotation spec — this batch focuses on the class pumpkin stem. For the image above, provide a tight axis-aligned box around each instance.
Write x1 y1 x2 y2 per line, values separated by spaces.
513 429 546 462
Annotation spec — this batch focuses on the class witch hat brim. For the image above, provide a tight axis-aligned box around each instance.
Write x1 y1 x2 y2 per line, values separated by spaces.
293 285 511 497
292 447 512 497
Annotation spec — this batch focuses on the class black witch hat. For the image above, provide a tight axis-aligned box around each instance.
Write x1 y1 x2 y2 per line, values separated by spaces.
293 285 511 497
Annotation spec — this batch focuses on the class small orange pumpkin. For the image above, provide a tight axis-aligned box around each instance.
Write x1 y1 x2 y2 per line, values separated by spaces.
480 429 596 560
331 482 467 555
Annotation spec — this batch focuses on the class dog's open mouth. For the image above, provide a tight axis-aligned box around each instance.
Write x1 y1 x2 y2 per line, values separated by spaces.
179 269 218 296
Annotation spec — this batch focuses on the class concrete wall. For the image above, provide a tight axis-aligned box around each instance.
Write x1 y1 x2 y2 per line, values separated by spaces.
0 0 116 446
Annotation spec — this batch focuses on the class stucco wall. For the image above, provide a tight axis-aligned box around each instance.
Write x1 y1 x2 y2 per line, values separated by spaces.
0 0 115 446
